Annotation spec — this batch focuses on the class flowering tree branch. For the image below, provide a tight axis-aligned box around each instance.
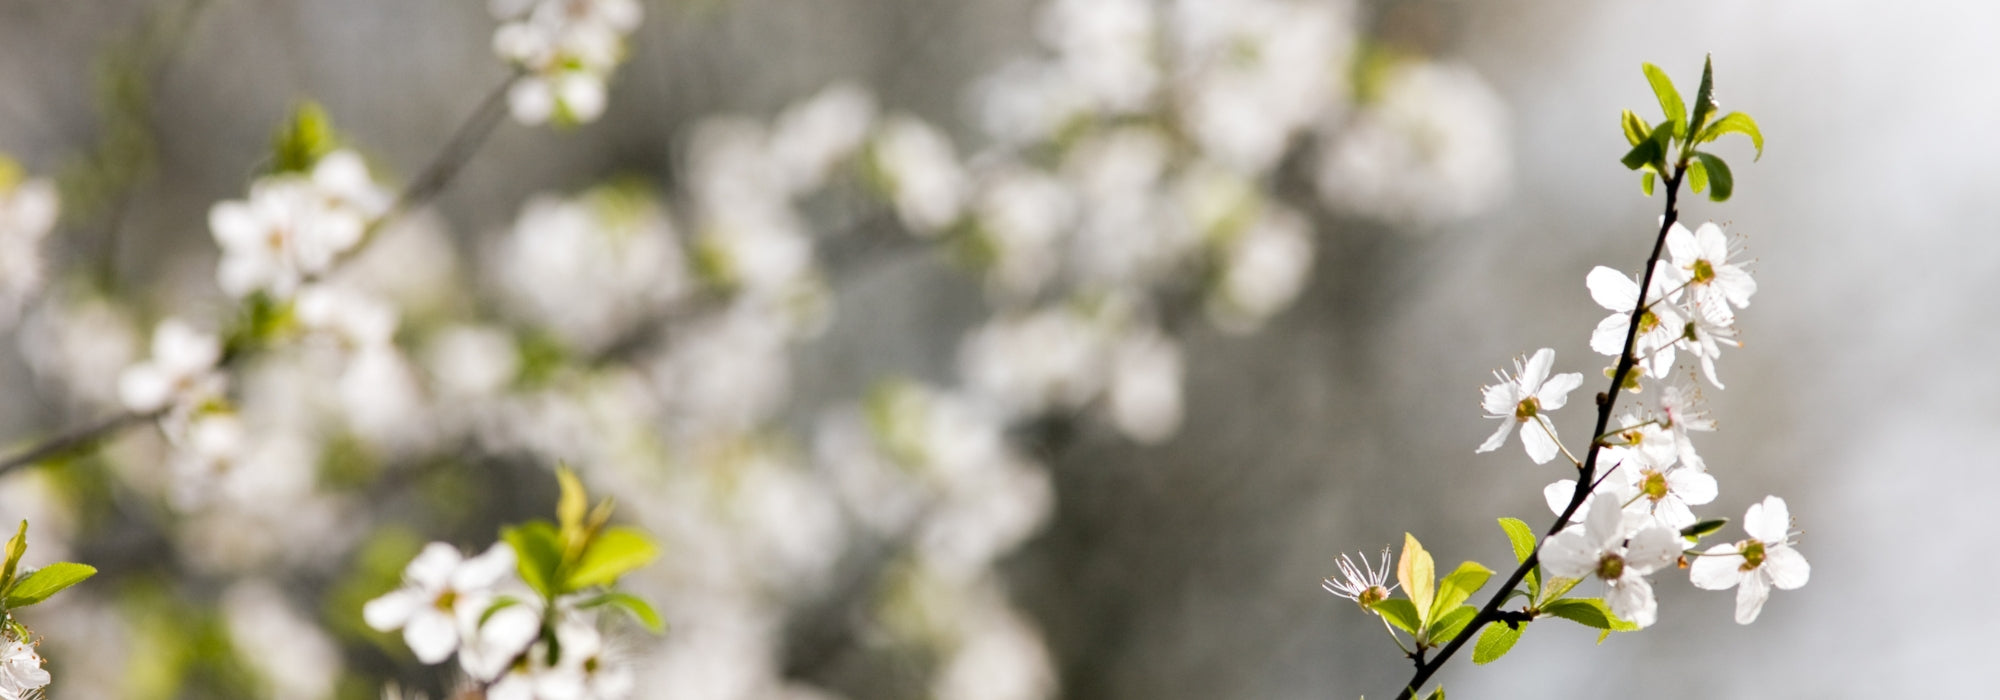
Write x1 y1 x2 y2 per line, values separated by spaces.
0 72 523 482
1391 166 1688 700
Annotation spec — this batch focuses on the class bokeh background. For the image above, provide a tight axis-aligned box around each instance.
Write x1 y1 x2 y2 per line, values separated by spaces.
0 0 1986 698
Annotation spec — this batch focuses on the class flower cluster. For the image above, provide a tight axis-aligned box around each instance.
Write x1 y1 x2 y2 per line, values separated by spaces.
490 0 643 126
0 156 58 327
209 149 391 301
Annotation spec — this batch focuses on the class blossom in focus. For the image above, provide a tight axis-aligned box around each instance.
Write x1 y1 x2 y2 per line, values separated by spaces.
1476 348 1584 464
1541 494 1681 627
1585 264 1684 379
0 637 50 699
1321 546 1397 607
362 542 519 664
1665 221 1756 311
1689 496 1810 624
117 318 225 414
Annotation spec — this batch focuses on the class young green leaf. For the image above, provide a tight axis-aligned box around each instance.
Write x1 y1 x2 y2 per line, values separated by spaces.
579 592 666 633
1697 112 1764 160
1497 518 1536 564
556 466 588 539
0 521 24 594
2 562 95 608
1540 598 1639 633
1687 159 1709 194
1641 63 1687 137
1397 533 1435 621
476 596 526 629
1540 575 1583 604
1371 598 1423 635
1427 605 1479 645
1429 561 1494 624
1641 171 1655 197
1689 55 1717 136
502 521 563 598
1681 517 1730 541
1620 109 1650 147
1619 134 1663 172
1473 621 1525 665
566 526 660 590
271 101 339 174
1425 686 1446 700
1694 152 1733 201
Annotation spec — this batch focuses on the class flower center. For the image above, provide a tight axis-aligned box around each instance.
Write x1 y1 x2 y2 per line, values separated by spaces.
1682 321 1699 342
1739 540 1766 571
1637 310 1660 334
1596 553 1625 580
433 590 458 612
1358 585 1389 607
1641 470 1669 501
1691 259 1716 284
1514 396 1540 421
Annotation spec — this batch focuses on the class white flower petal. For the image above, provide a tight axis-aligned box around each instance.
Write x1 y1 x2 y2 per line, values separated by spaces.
405 542 465 589
1520 348 1554 394
1764 545 1810 590
1744 496 1790 544
1623 524 1681 574
1540 529 1598 580
1666 468 1717 505
1520 417 1560 464
1733 569 1771 624
1536 372 1583 410
1606 573 1657 628
451 542 517 591
363 589 423 632
1476 419 1514 454
1688 544 1745 590
1586 266 1638 311
405 610 461 664
1544 479 1577 517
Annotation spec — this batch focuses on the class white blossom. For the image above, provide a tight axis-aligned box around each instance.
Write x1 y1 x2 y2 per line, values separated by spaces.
1664 221 1757 311
1690 496 1810 624
492 0 642 125
1477 348 1584 464
363 542 520 664
0 637 50 699
117 318 224 414
1541 494 1682 627
1585 264 1684 379
872 116 967 234
0 166 58 325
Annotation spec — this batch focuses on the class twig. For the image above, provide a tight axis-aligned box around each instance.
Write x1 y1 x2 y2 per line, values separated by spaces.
1391 165 1688 700
0 411 153 478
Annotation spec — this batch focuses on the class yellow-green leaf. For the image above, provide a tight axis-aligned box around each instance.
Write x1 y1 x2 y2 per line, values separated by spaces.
1697 112 1764 160
1620 109 1649 147
3 562 94 608
1372 598 1422 635
1473 621 1524 665
1429 561 1493 624
578 592 665 633
502 521 563 598
1397 533 1435 622
0 521 25 593
1427 605 1479 645
566 526 660 590
1642 63 1687 137
1694 152 1733 202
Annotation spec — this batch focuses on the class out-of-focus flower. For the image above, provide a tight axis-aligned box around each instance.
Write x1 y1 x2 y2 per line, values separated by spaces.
363 542 519 664
223 580 341 700
209 151 386 300
1208 204 1314 332
1316 59 1510 226
0 157 59 326
492 0 643 125
117 318 224 414
493 187 688 352
872 116 967 235
1106 328 1184 444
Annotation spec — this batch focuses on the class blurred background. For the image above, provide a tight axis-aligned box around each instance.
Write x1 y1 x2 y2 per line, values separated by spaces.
0 0 1985 698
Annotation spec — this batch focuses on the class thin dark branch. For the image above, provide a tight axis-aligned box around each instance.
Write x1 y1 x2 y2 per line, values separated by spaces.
0 411 152 478
1392 166 1687 700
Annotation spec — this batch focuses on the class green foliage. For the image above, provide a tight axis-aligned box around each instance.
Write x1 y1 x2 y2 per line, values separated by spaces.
1697 112 1765 160
1641 63 1687 137
1424 686 1446 700
578 592 665 632
1473 621 1524 665
1620 110 1649 147
567 527 659 589
1372 598 1423 635
501 520 563 598
1496 518 1539 599
1539 597 1640 637
270 101 339 174
1429 562 1493 625
1427 605 1479 645
1689 55 1718 137
1693 151 1734 202
1681 517 1730 542
1687 158 1708 194
1396 533 1435 620
5 562 97 608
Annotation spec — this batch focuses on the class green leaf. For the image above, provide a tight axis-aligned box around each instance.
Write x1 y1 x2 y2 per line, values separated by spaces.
566 526 660 590
578 592 665 633
502 521 563 598
1641 63 1687 137
1540 576 1582 604
1686 159 1708 193
1619 133 1663 171
0 521 24 594
1540 598 1639 632
1425 686 1446 700
1640 171 1655 197
1427 605 1479 645
1497 519 1536 564
1397 534 1435 622
3 562 96 608
477 596 526 629
270 101 339 174
1697 112 1764 160
1620 109 1650 147
1694 152 1733 202
556 466 588 538
1681 517 1729 541
1473 621 1525 665
1371 598 1422 635
1429 561 1493 624
1689 55 1717 136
